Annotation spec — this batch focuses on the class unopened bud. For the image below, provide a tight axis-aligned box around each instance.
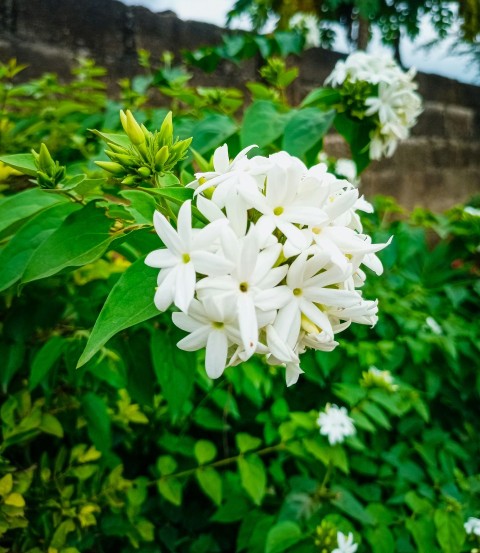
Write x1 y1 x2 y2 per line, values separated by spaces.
301 313 320 334
137 166 151 177
120 109 145 146
37 171 54 189
154 145 169 170
95 161 126 176
158 111 173 144
38 143 55 173
121 175 140 187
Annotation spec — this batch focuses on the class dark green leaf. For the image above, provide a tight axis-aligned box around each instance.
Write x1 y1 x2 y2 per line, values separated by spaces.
81 393 112 453
283 108 335 157
29 336 65 391
241 101 289 149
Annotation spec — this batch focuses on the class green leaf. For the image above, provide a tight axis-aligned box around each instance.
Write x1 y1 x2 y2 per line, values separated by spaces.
29 336 65 390
191 114 237 154
194 440 217 464
89 130 131 149
39 413 64 438
81 393 112 453
434 509 465 553
282 108 335 157
145 186 193 204
301 88 341 108
240 101 289 149
236 433 262 453
77 257 158 367
196 467 222 506
22 202 123 284
0 202 80 292
157 455 177 476
119 190 156 224
150 329 195 419
303 439 349 473
365 526 395 553
331 486 375 525
157 478 182 506
334 113 373 174
0 188 65 234
238 454 266 506
361 402 391 429
0 474 13 497
0 153 37 176
211 495 250 523
406 517 439 553
265 521 302 553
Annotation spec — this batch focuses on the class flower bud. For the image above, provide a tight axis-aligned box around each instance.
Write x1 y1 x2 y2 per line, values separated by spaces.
121 110 145 146
137 166 151 177
158 111 173 145
154 145 169 170
38 143 55 173
95 161 126 176
121 175 140 187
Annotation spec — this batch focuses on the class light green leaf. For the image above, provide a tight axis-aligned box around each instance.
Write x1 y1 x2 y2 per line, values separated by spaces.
22 202 124 283
157 455 177 476
0 474 13 497
238 454 266 506
406 517 439 553
77 257 158 367
301 87 341 108
39 414 64 438
282 108 335 157
145 186 193 204
29 336 65 390
365 526 395 553
196 467 222 506
434 509 465 553
194 440 217 464
0 187 65 234
157 478 182 506
265 521 302 553
119 189 156 224
241 100 289 149
236 433 262 454
0 153 37 176
89 130 130 148
0 202 80 292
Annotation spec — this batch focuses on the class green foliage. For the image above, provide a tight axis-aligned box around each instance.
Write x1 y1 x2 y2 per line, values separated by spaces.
0 53 479 553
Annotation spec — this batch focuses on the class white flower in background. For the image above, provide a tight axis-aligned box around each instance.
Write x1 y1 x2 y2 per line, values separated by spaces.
326 51 423 161
332 531 358 553
146 145 391 384
464 206 480 217
465 517 480 536
289 13 321 48
425 316 442 335
316 404 356 445
363 366 399 391
335 158 358 185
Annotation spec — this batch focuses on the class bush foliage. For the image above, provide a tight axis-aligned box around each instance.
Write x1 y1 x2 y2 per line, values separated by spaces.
0 54 479 553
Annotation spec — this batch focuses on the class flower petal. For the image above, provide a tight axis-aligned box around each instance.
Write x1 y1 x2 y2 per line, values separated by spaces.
205 330 229 379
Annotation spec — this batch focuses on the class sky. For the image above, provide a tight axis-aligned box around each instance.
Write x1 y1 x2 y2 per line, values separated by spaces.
121 0 479 85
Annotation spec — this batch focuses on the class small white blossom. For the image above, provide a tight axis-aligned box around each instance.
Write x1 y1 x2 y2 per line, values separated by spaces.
332 531 358 553
326 51 422 161
425 316 442 335
316 404 356 445
465 517 480 536
464 206 480 217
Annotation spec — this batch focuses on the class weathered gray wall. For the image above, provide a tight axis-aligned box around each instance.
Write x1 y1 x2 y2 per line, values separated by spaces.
0 0 479 211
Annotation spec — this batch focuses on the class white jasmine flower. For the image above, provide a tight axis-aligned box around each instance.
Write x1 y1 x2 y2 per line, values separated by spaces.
464 206 480 217
289 13 321 48
425 316 442 335
146 145 391 384
145 201 232 312
332 531 358 553
465 517 480 536
316 404 356 445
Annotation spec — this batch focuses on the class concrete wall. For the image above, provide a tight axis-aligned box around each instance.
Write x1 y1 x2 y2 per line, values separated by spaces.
0 0 479 211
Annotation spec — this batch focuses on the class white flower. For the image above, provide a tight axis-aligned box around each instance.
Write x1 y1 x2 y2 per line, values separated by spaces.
289 13 321 48
145 200 232 312
172 298 241 379
425 316 442 335
316 404 356 445
326 51 422 161
464 206 480 217
146 145 391 384
332 531 358 553
465 517 480 536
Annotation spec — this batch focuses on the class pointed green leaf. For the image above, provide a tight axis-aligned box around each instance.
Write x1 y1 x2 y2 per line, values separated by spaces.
266 521 302 553
238 454 266 506
282 108 335 157
0 153 37 176
0 203 80 292
77 257 158 367
29 336 65 390
22 202 122 283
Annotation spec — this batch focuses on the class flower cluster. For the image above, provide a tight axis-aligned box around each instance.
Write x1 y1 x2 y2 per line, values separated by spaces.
333 532 358 553
361 366 398 391
146 145 391 385
326 51 423 160
465 517 480 536
316 404 356 445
